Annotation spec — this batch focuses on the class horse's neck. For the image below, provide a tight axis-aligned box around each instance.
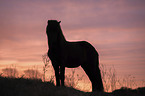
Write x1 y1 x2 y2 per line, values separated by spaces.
58 30 67 47
48 28 67 50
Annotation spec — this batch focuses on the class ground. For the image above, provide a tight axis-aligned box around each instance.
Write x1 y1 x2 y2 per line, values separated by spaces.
0 76 144 96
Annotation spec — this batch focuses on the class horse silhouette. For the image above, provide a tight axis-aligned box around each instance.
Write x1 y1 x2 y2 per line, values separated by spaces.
46 20 104 92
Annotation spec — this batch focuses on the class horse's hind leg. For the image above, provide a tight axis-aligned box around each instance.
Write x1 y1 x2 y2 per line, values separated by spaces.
92 66 104 92
81 61 104 92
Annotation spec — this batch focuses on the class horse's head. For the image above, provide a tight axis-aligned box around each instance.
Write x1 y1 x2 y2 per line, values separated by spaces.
46 20 61 48
47 20 61 28
46 20 61 34
47 20 61 24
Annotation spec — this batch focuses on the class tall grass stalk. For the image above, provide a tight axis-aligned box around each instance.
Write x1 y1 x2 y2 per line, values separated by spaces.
42 53 50 82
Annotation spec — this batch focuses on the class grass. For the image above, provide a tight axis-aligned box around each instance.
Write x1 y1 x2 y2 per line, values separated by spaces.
1 59 145 95
0 76 145 96
0 76 85 96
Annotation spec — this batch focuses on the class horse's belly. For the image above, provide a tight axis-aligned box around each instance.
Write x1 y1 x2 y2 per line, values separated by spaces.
63 43 86 68
65 53 85 68
66 64 80 68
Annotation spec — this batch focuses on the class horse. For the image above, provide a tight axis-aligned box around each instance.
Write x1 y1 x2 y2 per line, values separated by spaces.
46 20 104 92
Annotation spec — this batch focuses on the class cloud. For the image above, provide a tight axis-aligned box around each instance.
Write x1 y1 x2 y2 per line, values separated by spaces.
0 0 145 81
1 0 145 30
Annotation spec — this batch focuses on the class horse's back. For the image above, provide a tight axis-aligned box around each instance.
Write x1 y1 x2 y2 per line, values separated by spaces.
66 41 99 60
63 41 86 68
79 41 98 56
63 41 98 67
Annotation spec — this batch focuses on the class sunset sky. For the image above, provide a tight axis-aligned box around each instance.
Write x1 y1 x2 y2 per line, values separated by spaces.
0 0 145 89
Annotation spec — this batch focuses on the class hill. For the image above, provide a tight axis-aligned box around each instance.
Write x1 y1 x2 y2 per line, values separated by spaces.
0 76 144 96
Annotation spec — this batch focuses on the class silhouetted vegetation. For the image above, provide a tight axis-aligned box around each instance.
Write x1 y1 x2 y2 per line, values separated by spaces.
0 62 145 96
100 64 143 92
2 65 18 78
65 69 84 88
0 76 86 96
1 63 145 93
112 87 145 96
0 76 145 96
24 69 41 79
42 53 50 82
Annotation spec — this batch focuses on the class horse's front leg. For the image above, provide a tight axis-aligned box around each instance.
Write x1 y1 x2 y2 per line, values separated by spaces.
52 62 60 86
60 66 65 86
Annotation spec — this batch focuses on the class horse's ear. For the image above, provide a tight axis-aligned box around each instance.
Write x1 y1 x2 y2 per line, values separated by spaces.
58 21 61 23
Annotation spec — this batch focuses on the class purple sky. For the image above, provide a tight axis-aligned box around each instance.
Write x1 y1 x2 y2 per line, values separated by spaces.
0 0 145 84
